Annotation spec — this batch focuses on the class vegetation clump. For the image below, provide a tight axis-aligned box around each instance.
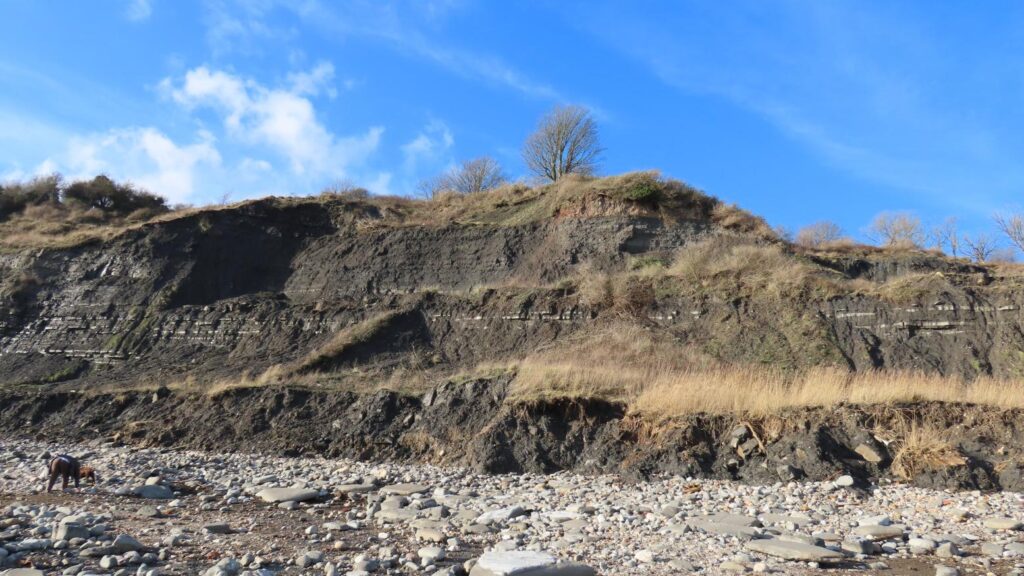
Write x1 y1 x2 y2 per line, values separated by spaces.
0 174 171 250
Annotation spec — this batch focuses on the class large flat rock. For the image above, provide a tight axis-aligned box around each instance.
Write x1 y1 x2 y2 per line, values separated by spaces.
686 517 763 541
746 539 844 561
380 483 429 496
255 487 320 503
851 524 906 541
134 484 173 499
983 517 1022 530
469 551 596 576
336 483 376 494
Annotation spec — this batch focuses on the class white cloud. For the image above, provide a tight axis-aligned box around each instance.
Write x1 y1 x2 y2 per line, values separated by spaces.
33 159 59 176
166 65 382 178
401 120 454 170
287 61 337 97
364 172 394 196
59 128 221 203
239 157 272 173
125 0 153 21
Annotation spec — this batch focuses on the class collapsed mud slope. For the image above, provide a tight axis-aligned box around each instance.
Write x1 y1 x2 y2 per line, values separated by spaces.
2 381 1024 492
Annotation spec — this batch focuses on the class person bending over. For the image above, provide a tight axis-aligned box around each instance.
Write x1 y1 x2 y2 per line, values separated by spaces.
47 454 95 492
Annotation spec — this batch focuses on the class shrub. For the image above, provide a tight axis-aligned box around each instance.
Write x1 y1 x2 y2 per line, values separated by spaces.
623 180 659 203
796 221 845 248
890 422 967 481
63 175 168 215
320 181 370 201
0 174 62 220
868 211 925 249
712 203 778 239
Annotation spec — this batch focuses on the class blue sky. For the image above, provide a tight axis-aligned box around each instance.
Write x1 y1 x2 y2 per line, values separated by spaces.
2 1 1024 241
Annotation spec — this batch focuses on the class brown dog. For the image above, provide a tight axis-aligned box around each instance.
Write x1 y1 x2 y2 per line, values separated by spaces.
47 455 95 492
80 465 98 484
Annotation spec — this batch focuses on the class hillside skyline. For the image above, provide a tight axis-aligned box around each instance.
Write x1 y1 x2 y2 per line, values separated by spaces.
3 1 1024 243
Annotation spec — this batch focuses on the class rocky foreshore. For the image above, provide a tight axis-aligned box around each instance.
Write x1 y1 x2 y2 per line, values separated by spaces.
1 440 1022 576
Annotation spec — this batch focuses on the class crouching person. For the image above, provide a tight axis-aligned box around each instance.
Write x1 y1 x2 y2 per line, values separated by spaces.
47 454 94 492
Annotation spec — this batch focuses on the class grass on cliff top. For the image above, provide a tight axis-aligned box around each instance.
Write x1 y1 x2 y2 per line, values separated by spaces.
0 171 777 250
507 323 1024 419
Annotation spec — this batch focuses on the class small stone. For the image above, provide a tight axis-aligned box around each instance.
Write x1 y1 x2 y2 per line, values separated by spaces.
416 528 446 543
297 550 324 568
981 542 1005 557
54 522 89 541
113 534 144 553
420 546 446 562
908 538 937 554
634 549 655 563
834 475 856 487
137 506 161 518
983 517 1022 531
203 523 232 534
855 444 884 463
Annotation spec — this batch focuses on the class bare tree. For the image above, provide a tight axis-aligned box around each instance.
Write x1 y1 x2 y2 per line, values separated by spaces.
415 175 445 199
994 212 1024 253
962 233 1000 263
445 157 506 194
930 217 960 257
867 211 925 248
418 156 507 198
523 105 602 181
795 221 844 248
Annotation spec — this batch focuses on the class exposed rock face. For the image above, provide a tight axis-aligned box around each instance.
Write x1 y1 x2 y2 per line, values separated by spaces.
1 380 1022 491
4 195 1024 491
0 200 713 388
2 196 1023 390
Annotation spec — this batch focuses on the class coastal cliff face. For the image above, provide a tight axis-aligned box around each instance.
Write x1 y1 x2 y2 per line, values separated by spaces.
1 192 1023 391
0 197 711 389
3 179 1024 490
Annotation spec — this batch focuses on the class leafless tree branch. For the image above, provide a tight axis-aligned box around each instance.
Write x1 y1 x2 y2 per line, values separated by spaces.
523 105 603 182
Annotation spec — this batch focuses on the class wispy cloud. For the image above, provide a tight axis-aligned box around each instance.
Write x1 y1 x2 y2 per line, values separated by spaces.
578 1 1024 215
202 0 294 56
203 0 564 101
401 120 454 171
125 0 153 21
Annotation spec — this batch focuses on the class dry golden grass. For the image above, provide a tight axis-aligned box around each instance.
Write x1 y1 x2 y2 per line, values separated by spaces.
870 272 957 304
632 368 1024 420
575 264 656 314
507 323 1024 418
890 422 967 480
711 203 778 240
665 235 851 301
0 171 732 249
509 323 718 404
296 311 401 374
